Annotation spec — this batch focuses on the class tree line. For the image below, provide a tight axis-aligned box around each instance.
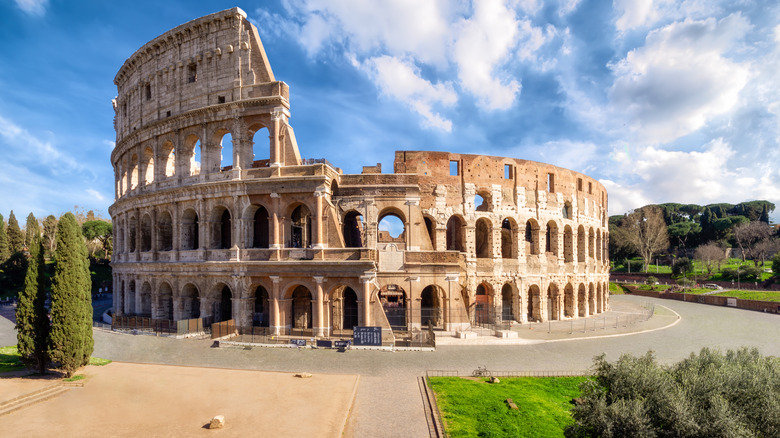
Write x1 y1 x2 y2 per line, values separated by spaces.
609 200 779 274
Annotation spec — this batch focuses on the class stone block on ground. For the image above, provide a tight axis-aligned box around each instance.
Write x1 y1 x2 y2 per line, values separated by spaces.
209 415 225 429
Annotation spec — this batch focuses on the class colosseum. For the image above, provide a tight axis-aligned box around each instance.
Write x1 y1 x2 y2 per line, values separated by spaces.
109 8 610 342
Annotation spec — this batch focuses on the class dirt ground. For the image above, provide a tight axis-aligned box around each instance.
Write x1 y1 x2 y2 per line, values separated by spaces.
0 362 359 437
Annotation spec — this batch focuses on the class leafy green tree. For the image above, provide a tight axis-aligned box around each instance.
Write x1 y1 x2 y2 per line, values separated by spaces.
760 204 770 224
16 238 50 374
773 253 780 277
42 215 57 257
567 348 780 438
24 213 40 248
671 257 693 278
0 213 8 263
82 220 112 258
6 210 24 254
0 251 29 295
668 221 701 255
49 213 93 377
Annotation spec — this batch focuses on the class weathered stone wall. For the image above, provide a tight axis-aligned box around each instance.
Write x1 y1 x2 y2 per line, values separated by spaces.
110 8 610 338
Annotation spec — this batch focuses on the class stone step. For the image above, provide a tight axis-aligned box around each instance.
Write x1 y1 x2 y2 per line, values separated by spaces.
0 383 69 417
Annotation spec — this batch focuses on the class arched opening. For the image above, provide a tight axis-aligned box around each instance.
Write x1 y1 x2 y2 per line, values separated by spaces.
129 154 139 190
220 132 233 171
446 215 466 252
577 225 586 262
380 285 406 330
548 283 560 320
589 283 596 315
423 216 436 249
139 282 152 316
161 141 175 177
216 285 232 322
128 216 137 252
525 220 540 255
127 281 136 314
564 284 575 318
474 283 493 324
501 284 514 321
563 225 574 263
251 126 270 166
141 214 152 252
343 211 364 248
378 213 405 247
474 192 490 212
156 283 173 320
181 209 199 250
290 204 312 248
501 218 516 259
291 286 313 330
211 207 232 249
527 285 541 322
342 287 359 330
253 286 269 327
158 211 173 251
546 221 559 256
421 285 442 328
596 229 602 262
185 134 201 176
142 146 154 186
251 206 270 248
475 218 492 258
588 228 595 258
578 284 587 317
181 284 200 319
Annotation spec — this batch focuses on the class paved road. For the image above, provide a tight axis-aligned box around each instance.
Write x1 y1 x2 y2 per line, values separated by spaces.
3 295 780 437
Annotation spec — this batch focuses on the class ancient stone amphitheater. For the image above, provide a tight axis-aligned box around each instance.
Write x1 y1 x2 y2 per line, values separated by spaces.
110 8 610 339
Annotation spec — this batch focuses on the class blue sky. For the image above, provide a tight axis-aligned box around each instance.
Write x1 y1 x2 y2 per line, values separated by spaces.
1 0 779 222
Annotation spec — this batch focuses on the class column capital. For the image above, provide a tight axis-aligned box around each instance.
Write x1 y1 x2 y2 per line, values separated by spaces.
270 276 281 284
445 274 460 282
313 276 325 284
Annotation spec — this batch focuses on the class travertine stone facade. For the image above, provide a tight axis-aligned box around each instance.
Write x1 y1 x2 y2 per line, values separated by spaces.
110 8 610 338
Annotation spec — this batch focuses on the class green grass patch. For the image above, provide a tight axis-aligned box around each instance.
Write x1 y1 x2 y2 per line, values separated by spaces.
609 282 626 294
88 357 112 366
64 374 85 382
428 376 586 437
0 345 25 373
712 290 780 302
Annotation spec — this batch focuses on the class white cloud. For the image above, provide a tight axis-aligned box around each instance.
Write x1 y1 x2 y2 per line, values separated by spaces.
362 56 457 131
14 0 48 16
609 14 751 143
103 139 115 149
0 115 83 174
614 0 658 33
535 140 598 173
86 188 106 202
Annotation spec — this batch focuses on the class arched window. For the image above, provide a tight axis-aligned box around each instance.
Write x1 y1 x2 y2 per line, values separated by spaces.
290 205 311 248
446 215 465 252
501 284 514 321
181 283 200 319
342 287 359 330
161 141 175 177
158 211 173 251
220 132 233 171
155 283 173 320
343 211 364 248
546 221 559 256
475 218 492 258
525 220 539 255
185 134 201 176
291 286 312 329
142 146 154 186
254 286 269 327
217 285 232 322
501 218 516 259
423 216 436 249
563 225 574 263
218 209 232 249
251 126 270 166
577 225 586 262
378 213 405 246
181 209 199 250
527 285 541 322
588 228 595 258
141 214 152 252
251 206 270 248
129 154 139 190
564 284 575 318
128 216 137 252
421 285 442 327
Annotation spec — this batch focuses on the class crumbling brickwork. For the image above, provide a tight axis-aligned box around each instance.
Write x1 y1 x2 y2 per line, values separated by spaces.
110 8 610 338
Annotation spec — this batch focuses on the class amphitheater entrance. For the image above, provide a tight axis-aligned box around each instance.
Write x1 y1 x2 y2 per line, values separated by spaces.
527 285 542 322
291 286 313 331
214 285 232 323
379 284 406 330
421 285 443 328
343 287 359 330
474 283 493 325
253 286 269 327
501 284 514 322
181 284 200 319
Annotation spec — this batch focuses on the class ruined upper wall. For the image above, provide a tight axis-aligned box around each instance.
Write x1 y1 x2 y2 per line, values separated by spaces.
113 7 287 141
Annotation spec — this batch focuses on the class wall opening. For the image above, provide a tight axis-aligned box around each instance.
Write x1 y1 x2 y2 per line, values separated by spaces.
290 205 312 248
291 286 313 329
449 160 459 176
446 215 465 252
220 132 233 171
343 211 364 248
378 214 405 244
254 286 269 327
252 206 270 248
547 173 555 192
181 209 199 250
475 218 491 258
158 211 173 251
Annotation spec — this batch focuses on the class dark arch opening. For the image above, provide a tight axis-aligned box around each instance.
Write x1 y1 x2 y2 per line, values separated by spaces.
343 287 359 330
254 286 269 327
446 216 465 252
501 284 514 321
423 216 436 249
217 286 232 322
182 209 199 250
343 211 364 248
290 205 311 248
252 206 269 248
220 209 232 249
291 286 313 329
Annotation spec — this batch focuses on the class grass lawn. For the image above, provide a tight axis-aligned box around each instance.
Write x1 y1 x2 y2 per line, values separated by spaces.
712 290 780 302
609 282 626 294
428 376 586 437
0 345 25 373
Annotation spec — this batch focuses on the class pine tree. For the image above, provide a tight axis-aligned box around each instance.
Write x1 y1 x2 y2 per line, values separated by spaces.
49 213 93 377
7 210 24 254
16 237 50 374
0 213 8 263
760 204 770 224
24 213 40 248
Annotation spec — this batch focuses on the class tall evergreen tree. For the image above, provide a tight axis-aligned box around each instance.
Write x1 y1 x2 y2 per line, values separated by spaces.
0 213 8 262
16 238 50 374
24 213 40 248
760 204 770 224
49 213 93 377
7 210 24 254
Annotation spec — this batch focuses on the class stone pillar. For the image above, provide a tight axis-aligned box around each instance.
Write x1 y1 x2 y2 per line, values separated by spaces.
269 108 284 167
312 189 326 249
270 193 282 249
445 274 459 332
270 276 281 335
313 276 326 336
360 275 373 326
405 197 419 251
172 296 183 320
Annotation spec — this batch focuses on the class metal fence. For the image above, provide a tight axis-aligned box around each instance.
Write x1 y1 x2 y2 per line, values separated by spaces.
426 369 588 378
111 315 207 336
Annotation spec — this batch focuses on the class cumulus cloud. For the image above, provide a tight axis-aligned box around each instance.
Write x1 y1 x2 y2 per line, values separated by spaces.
361 56 457 131
14 0 48 16
609 13 751 143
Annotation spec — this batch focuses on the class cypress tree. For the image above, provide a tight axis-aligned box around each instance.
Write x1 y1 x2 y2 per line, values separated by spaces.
16 238 50 374
49 213 93 377
0 213 8 262
7 210 24 254
24 213 40 248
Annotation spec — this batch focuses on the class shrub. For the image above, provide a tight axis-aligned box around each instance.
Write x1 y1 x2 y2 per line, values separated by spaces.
721 266 762 282
773 253 780 277
671 257 693 277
